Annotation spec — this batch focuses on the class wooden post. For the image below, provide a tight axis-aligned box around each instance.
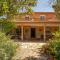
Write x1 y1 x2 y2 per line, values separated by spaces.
21 26 23 40
44 26 46 41
59 25 60 32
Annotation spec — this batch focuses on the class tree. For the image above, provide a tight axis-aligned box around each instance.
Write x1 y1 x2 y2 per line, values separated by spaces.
49 0 60 19
0 0 37 33
52 0 60 19
0 20 16 33
0 0 37 19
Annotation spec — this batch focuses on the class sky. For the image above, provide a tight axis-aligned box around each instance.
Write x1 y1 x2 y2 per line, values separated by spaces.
33 0 54 12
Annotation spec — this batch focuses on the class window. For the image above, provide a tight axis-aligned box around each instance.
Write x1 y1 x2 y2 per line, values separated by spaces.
25 15 30 20
40 15 45 20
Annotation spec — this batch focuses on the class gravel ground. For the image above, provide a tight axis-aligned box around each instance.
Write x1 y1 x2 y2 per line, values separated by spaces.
13 42 47 60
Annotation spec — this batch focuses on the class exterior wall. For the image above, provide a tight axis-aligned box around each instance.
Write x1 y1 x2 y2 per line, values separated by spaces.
46 26 59 32
32 12 56 22
23 26 44 40
36 27 44 39
15 12 56 22
23 27 31 40
15 12 60 27
22 26 59 40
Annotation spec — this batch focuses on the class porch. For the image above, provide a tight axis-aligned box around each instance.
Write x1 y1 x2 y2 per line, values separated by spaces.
10 26 59 42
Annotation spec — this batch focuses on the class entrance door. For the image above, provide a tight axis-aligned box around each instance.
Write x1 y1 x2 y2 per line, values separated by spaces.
31 28 36 38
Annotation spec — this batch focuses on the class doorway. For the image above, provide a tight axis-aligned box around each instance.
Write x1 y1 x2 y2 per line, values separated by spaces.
31 28 36 38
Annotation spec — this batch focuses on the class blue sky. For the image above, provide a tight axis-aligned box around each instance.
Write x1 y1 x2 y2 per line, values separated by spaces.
33 0 54 12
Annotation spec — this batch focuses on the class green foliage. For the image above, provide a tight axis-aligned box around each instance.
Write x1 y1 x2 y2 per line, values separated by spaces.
43 31 60 60
52 0 60 19
0 0 37 19
0 0 37 34
0 20 16 33
47 40 60 60
52 31 60 39
0 32 18 60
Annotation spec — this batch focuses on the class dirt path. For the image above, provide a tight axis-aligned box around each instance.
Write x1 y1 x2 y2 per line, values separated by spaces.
13 42 47 60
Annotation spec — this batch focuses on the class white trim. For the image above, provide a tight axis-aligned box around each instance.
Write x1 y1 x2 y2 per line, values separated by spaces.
40 15 46 20
21 27 23 40
44 26 46 41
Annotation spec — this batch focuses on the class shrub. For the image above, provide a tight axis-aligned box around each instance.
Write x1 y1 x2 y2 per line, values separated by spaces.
0 32 18 60
0 20 16 33
42 31 60 60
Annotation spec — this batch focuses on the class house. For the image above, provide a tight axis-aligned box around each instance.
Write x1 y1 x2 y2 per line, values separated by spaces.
10 12 60 41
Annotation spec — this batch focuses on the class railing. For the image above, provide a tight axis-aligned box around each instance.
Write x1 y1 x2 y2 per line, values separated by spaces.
0 18 60 23
15 18 60 23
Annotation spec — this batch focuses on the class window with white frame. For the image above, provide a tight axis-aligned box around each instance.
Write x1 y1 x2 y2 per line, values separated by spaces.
40 15 46 20
25 15 30 20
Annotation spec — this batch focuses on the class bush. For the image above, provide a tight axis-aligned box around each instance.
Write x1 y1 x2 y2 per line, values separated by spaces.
0 20 16 33
0 32 18 60
42 31 60 60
